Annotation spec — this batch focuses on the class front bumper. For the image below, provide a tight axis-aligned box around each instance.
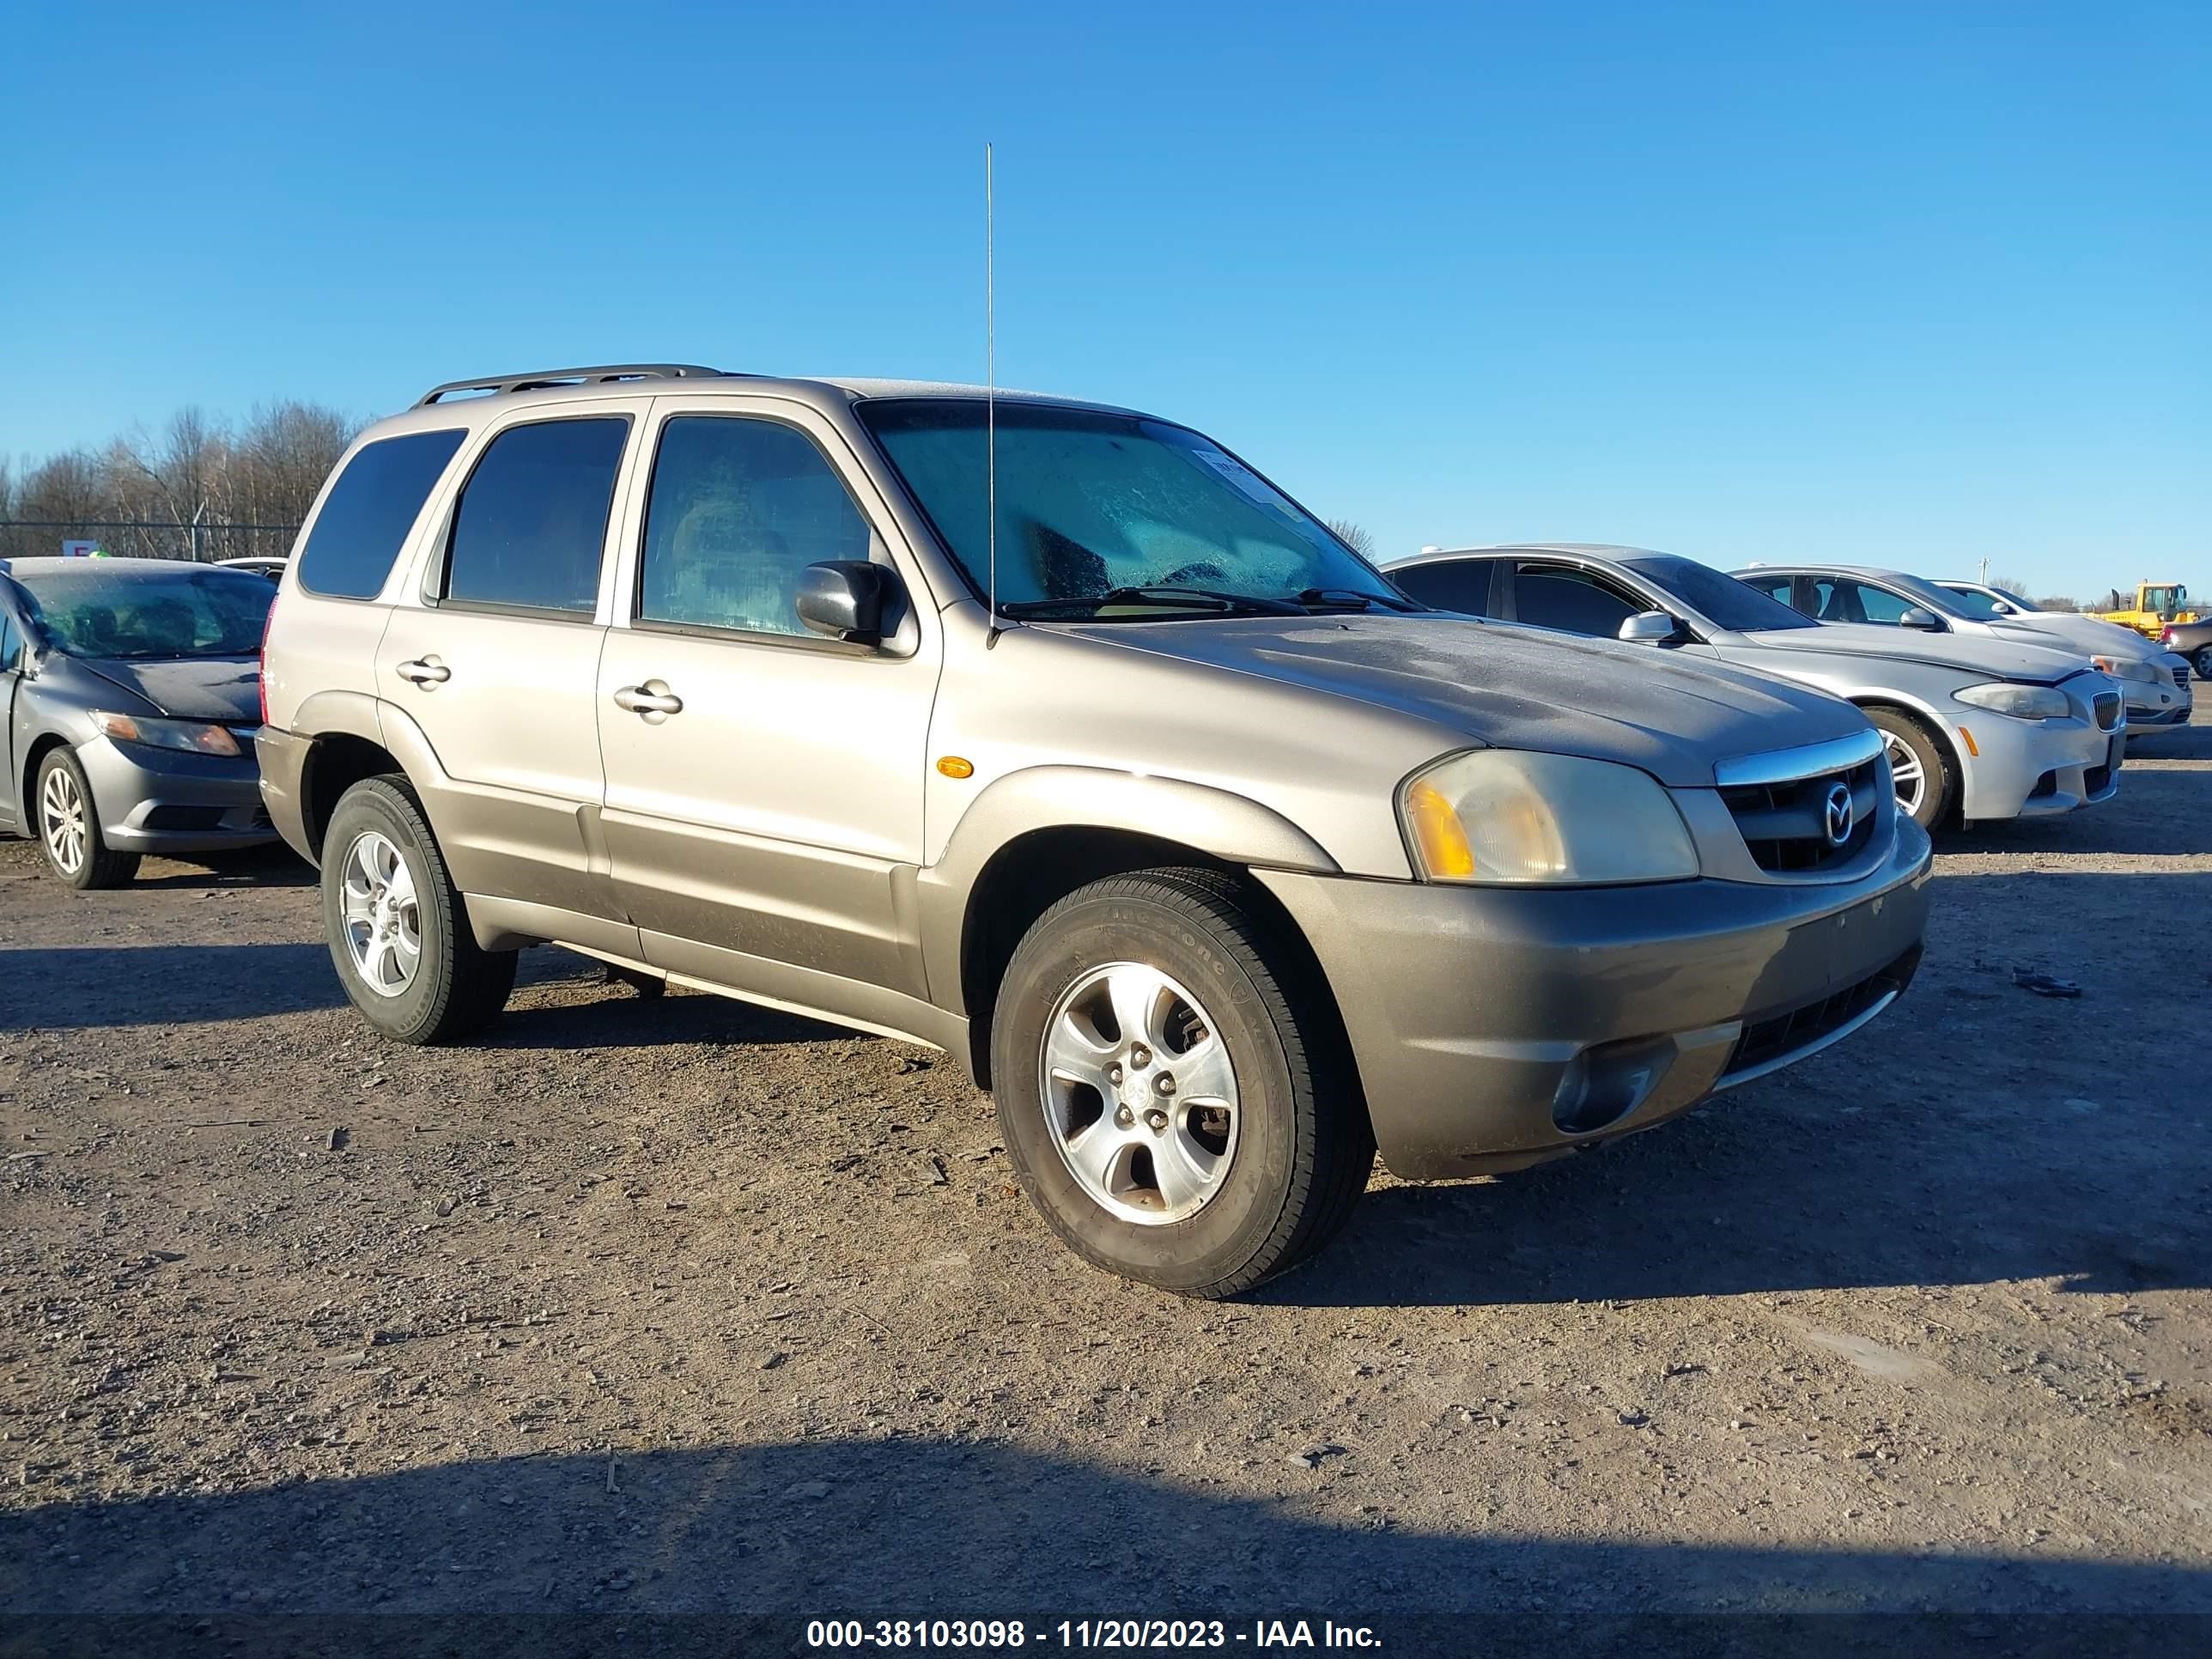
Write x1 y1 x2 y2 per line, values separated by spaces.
77 736 275 855
1256 817 1932 1181
1952 712 2124 821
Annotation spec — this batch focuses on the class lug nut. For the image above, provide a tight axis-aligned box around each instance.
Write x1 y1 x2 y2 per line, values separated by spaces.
1128 1043 1152 1068
1154 1073 1176 1097
1145 1109 1170 1132
1107 1064 1125 1085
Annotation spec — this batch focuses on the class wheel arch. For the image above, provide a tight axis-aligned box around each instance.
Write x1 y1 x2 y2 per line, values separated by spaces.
1851 696 1965 821
922 768 1344 1089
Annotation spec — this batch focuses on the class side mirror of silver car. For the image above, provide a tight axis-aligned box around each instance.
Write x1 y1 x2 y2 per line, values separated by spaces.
1617 611 1684 645
796 561 895 647
1899 606 1943 631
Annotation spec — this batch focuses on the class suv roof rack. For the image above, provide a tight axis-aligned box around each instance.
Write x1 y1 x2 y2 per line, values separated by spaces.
414 363 736 406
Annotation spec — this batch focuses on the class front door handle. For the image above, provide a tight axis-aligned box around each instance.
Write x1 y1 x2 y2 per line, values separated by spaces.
395 657 451 686
612 683 684 717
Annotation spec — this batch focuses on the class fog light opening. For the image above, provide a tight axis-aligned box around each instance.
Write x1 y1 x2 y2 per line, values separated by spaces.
1552 1045 1668 1136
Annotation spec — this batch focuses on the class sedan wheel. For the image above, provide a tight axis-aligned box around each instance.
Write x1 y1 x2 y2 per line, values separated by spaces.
40 763 88 877
1881 730 1927 820
33 749 140 890
2194 646 2211 684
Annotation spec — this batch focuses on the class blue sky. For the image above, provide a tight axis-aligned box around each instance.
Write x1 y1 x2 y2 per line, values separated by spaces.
3 1 2203 597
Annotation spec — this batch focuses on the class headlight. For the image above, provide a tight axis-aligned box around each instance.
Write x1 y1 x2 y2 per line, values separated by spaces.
1953 683 2071 720
2090 655 2157 685
89 711 241 757
1399 750 1698 884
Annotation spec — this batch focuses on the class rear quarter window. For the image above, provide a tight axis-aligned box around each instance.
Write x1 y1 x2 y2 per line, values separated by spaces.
296 429 468 600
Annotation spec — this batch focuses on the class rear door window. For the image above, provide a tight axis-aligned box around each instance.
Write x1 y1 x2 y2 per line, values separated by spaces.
1811 578 1912 626
1510 562 1642 636
635 416 873 637
442 418 629 616
0 611 20 672
1391 558 1498 617
295 429 467 599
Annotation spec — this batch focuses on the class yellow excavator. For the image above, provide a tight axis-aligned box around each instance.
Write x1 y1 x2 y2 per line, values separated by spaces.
2090 580 2198 640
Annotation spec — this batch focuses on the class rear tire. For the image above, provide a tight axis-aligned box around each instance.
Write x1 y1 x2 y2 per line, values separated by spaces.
1867 708 1954 830
2193 646 2211 684
320 775 516 1044
990 868 1372 1297
35 749 141 890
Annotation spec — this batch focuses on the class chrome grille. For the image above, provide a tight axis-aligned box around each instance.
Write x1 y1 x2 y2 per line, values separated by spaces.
1721 755 1882 874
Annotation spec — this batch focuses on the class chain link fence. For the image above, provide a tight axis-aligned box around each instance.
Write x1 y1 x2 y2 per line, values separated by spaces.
0 520 301 563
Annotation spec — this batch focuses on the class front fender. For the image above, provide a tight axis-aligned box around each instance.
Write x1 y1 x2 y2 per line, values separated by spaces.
915 764 1341 1019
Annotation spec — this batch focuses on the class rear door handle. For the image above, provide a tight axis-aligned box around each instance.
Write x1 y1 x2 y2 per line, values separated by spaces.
612 684 683 716
395 657 451 686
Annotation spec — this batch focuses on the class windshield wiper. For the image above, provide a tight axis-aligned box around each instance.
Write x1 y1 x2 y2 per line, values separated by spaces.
998 586 1304 620
1295 586 1418 613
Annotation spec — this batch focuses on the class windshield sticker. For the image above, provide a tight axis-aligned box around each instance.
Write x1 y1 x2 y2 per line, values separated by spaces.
1189 448 1289 507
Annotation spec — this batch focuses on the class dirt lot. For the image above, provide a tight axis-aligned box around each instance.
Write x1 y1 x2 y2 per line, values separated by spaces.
3 714 2209 1639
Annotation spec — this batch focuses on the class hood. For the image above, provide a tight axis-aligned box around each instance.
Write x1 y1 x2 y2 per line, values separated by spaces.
71 655 262 723
1984 612 2158 659
1065 614 1868 787
1736 623 2092 684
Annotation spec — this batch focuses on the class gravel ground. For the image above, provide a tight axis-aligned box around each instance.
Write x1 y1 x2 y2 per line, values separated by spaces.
3 714 2208 1640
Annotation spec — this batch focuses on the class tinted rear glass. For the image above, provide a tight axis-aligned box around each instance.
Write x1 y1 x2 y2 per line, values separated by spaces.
444 418 629 615
296 429 466 599
1392 559 1497 617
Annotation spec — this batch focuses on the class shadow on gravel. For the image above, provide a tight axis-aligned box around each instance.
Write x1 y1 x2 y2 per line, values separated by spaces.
0 944 343 1028
3 1442 2207 1638
126 845 315 890
482 949 855 1050
1274 869 2212 1310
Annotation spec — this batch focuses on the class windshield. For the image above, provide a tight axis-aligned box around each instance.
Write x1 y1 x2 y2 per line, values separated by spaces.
1624 555 1817 632
13 564 275 659
856 399 1410 616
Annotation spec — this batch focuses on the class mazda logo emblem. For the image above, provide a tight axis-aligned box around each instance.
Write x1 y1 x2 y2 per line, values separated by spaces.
1823 781 1855 847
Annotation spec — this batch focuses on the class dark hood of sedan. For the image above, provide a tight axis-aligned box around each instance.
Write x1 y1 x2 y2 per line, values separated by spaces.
1067 613 1870 788
70 655 262 724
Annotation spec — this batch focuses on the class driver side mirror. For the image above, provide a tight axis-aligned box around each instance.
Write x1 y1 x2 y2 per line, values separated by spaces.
796 561 898 647
1990 600 2017 616
1899 606 1944 631
1617 610 1686 646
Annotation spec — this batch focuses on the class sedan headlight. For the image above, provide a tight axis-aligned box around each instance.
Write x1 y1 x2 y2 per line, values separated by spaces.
1399 750 1698 884
89 711 242 757
1953 683 2071 720
2090 654 2157 685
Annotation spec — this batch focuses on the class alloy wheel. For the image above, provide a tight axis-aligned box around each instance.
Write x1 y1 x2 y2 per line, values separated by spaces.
339 830 422 998
40 765 88 876
1037 961 1241 1225
1881 731 1927 819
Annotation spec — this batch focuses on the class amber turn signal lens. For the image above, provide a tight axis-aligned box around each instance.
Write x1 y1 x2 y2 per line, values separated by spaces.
935 756 975 779
1403 779 1475 879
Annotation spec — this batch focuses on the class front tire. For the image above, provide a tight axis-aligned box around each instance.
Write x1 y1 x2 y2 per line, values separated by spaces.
990 869 1372 1297
320 776 516 1044
1868 708 1954 830
35 749 140 890
2193 646 2211 685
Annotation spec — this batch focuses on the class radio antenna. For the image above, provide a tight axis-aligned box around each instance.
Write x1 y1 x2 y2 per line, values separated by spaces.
985 141 1000 644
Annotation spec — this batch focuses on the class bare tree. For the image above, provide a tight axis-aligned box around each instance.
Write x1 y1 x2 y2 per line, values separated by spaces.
0 402 361 560
2035 595 2081 612
1327 518 1377 557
